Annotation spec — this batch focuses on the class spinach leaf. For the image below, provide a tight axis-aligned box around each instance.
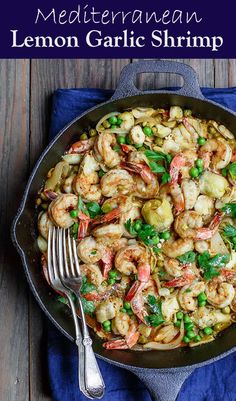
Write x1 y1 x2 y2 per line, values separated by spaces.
144 150 166 161
161 172 171 184
177 251 196 264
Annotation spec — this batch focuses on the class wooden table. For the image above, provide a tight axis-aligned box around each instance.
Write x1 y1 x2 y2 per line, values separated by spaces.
1 58 236 401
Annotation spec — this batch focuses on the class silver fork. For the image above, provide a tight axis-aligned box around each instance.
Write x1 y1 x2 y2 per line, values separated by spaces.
47 225 91 399
57 227 105 399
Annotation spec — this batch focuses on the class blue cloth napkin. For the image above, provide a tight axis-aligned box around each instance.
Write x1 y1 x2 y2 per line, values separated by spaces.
47 87 236 401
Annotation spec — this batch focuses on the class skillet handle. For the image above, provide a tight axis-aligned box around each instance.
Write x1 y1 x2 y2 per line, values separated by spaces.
133 368 194 401
111 60 204 100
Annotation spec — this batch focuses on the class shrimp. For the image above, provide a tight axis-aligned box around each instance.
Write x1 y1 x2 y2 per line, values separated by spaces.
160 183 185 214
130 291 148 323
73 153 101 202
112 311 130 336
162 297 179 322
92 223 124 239
162 238 194 259
174 211 223 241
92 208 121 226
164 271 195 288
129 125 145 145
199 138 232 170
163 257 189 277
179 281 205 311
38 211 53 239
95 297 123 323
68 137 95 154
103 320 139 349
121 161 159 199
48 194 78 228
205 277 235 308
80 264 104 287
96 132 121 168
77 236 103 264
169 153 186 184
100 169 134 198
181 180 200 210
194 195 215 224
115 245 151 300
63 174 76 193
100 247 114 279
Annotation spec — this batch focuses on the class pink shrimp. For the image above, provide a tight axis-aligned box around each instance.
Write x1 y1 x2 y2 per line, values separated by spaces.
169 153 185 184
77 210 90 240
103 321 139 349
67 137 95 154
100 247 114 279
91 208 121 226
164 271 195 288
130 291 149 323
120 161 156 184
194 211 224 240
160 182 185 214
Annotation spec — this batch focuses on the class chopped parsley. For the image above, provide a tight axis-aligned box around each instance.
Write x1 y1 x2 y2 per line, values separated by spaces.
144 149 171 183
198 251 230 280
145 295 165 327
177 251 196 264
80 276 96 295
221 203 236 218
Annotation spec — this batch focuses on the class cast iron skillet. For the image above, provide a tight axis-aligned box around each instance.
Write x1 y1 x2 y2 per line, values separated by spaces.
12 61 236 401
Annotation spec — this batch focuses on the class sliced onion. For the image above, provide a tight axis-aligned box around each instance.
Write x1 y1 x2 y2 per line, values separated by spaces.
62 154 82 165
136 117 157 126
143 320 184 350
96 112 120 132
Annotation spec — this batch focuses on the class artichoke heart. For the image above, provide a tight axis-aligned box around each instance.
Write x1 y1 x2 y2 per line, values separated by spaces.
141 198 174 231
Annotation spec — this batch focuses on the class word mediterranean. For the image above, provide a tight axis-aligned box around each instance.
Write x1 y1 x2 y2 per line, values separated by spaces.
11 29 223 52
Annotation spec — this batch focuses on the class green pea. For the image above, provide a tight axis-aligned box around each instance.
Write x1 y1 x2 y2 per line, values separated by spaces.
124 301 131 310
184 315 192 323
203 327 213 335
70 209 79 218
98 169 105 178
111 125 117 129
222 306 230 314
189 167 199 178
183 336 190 344
80 133 88 140
103 320 111 329
198 300 206 307
234 244 236 251
198 166 204 174
151 235 160 245
197 137 206 146
120 308 127 313
176 311 184 320
134 143 143 149
108 278 116 285
160 231 171 240
127 310 133 316
143 126 153 137
103 326 111 332
174 321 181 328
221 167 228 177
186 330 195 339
133 220 143 232
195 159 203 169
198 292 207 302
109 270 118 279
116 118 123 126
126 136 132 145
117 136 126 144
194 335 201 342
185 322 194 331
89 128 97 137
109 116 118 125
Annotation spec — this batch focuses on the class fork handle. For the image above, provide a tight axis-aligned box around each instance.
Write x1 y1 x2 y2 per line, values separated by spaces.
77 296 105 399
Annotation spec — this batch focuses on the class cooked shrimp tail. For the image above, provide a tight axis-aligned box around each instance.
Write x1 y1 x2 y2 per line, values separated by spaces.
68 137 95 154
164 271 195 288
92 208 121 226
169 153 185 184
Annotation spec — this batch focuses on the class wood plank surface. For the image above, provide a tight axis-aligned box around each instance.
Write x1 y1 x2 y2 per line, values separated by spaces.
0 59 30 401
1 58 236 401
